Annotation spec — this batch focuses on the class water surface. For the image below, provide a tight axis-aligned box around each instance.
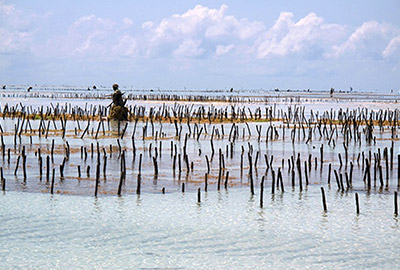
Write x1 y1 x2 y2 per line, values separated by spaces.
0 186 399 269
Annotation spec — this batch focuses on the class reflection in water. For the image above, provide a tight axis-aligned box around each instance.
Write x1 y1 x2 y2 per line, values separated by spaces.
217 191 223 204
136 194 142 206
392 216 399 229
93 196 101 214
109 120 128 134
320 212 329 231
116 195 125 218
298 191 303 200
256 210 266 232
152 176 158 186
352 216 361 232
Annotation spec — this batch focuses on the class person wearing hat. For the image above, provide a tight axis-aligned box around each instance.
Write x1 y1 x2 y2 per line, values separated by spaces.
112 83 125 107
109 83 128 120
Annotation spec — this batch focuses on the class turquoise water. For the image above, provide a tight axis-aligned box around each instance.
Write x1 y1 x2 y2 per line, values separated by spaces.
1 186 399 269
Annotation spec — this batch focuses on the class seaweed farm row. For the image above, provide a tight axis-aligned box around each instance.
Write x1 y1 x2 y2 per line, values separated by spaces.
2 86 400 105
0 101 399 204
1 98 400 269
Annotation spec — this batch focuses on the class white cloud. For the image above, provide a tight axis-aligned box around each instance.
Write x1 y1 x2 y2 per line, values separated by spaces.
112 35 138 56
46 5 262 59
46 14 139 57
383 36 400 58
123 18 133 26
141 21 153 30
255 12 345 59
202 5 264 39
173 39 204 58
3 1 400 77
143 4 263 57
330 21 391 57
215 44 234 56
0 2 34 53
0 28 30 54
0 2 15 16
67 15 115 55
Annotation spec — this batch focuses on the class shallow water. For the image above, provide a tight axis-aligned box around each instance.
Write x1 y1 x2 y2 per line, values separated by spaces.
0 89 399 269
0 115 398 195
0 186 399 269
1 87 400 115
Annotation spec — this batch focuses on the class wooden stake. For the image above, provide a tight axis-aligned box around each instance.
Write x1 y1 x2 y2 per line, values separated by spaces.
260 175 264 208
355 193 360 215
50 168 55 194
197 188 201 203
205 173 208 192
321 187 327 212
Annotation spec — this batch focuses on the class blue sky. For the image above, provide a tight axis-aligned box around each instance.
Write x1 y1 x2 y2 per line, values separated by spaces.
1 1 400 91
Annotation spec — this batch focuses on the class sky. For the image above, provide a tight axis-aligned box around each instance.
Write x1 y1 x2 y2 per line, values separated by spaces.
1 0 400 91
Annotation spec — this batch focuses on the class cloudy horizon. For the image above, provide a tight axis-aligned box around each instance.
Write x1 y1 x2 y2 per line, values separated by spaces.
1 1 400 92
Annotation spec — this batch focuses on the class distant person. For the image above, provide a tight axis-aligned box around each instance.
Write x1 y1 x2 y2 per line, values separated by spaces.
109 83 128 121
27 86 32 92
112 84 126 106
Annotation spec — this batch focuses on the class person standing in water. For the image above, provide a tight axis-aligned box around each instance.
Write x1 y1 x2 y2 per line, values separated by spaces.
109 83 128 120
112 84 125 106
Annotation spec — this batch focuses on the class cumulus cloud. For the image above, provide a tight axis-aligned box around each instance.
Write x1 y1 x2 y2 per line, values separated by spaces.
143 4 263 57
383 36 400 58
254 12 346 59
173 39 204 58
0 2 33 53
3 2 400 68
67 15 115 55
123 18 133 26
0 28 30 54
112 35 138 56
45 4 264 59
215 44 234 56
147 4 263 41
330 21 391 57
0 2 15 16
45 14 140 58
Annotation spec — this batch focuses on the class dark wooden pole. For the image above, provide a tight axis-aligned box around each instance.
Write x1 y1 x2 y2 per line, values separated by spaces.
197 188 201 203
260 175 264 208
50 168 55 194
355 193 360 215
321 187 327 212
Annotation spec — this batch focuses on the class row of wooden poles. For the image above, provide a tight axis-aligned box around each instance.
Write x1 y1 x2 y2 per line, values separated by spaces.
1 102 400 162
1 101 400 131
1 160 399 217
320 188 399 216
2 118 399 188
0 101 399 215
1 119 399 188
0 90 310 104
